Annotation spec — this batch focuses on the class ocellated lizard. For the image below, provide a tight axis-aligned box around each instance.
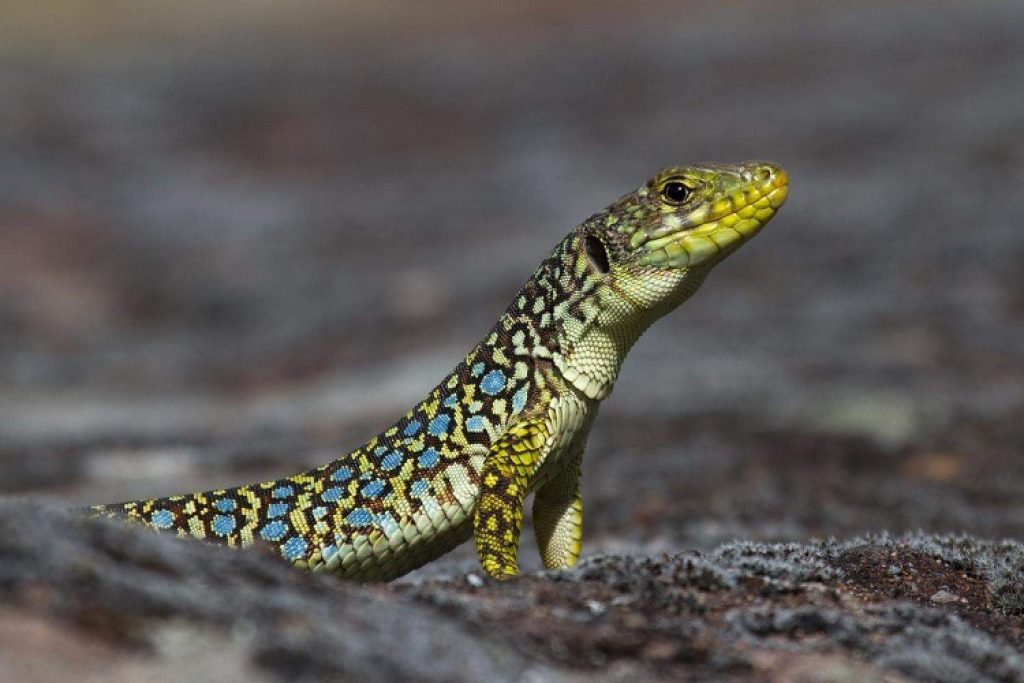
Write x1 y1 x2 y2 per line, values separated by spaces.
92 162 789 580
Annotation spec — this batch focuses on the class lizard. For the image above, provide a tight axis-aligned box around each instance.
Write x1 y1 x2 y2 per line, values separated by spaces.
91 161 789 581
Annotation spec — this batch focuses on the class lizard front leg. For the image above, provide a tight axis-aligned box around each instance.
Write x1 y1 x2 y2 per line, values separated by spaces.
532 445 583 570
474 418 549 580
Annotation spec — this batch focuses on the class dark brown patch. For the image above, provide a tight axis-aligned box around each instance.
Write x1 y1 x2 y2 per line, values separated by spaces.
837 544 1024 645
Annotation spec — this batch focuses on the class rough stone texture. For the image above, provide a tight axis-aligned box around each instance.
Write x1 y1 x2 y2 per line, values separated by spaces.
2 0 1024 680
2 502 1023 682
0 501 531 683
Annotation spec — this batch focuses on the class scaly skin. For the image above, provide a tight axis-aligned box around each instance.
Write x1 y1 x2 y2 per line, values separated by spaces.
92 162 789 581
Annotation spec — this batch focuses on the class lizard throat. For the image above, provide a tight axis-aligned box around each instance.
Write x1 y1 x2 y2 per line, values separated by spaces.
553 353 614 400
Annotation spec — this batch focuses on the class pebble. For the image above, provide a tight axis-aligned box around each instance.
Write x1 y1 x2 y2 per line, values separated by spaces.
930 589 960 604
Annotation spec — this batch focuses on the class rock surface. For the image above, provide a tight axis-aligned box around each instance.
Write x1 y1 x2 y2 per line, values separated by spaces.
1 502 1022 682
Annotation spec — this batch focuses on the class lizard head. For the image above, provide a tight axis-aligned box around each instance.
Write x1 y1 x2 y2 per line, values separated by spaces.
579 160 788 318
585 161 788 293
548 161 788 399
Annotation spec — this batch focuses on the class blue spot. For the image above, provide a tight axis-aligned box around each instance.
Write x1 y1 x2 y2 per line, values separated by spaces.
375 512 399 536
322 545 337 561
466 415 487 433
443 394 458 408
331 467 352 482
428 414 451 436
418 448 440 468
211 514 235 537
471 362 485 377
272 485 294 499
480 370 506 396
373 445 388 456
321 487 343 503
151 509 174 529
281 536 307 561
410 479 430 496
312 506 328 519
267 502 289 518
214 498 235 513
512 385 528 413
347 508 372 526
381 452 404 470
361 480 386 499
260 520 288 542
404 420 422 436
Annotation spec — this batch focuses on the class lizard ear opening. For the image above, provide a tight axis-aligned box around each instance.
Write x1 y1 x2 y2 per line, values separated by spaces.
584 234 610 274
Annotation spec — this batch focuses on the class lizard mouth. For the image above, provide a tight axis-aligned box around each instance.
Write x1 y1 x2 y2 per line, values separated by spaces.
638 166 789 269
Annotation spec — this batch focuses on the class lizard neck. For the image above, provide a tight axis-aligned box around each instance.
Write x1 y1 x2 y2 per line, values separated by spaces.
504 230 708 400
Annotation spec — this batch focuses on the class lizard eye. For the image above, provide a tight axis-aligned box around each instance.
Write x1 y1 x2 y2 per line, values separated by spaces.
661 181 691 205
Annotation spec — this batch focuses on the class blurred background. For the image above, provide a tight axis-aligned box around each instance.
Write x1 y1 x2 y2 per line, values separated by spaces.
2 0 1024 573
